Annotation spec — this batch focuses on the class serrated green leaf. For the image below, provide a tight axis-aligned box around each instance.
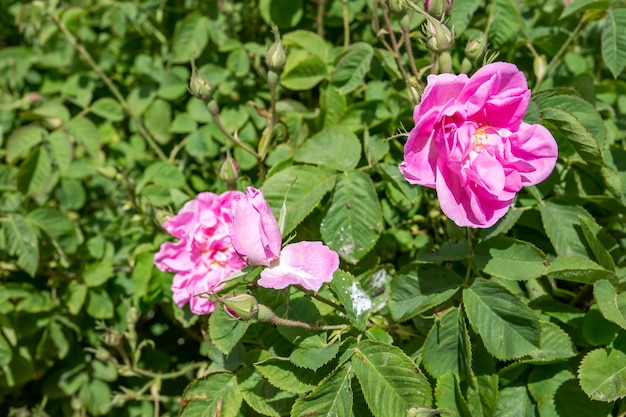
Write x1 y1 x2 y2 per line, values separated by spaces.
65 281 87 315
283 30 331 62
172 14 209 63
602 9 626 78
321 86 347 128
329 270 371 331
4 214 39 276
450 0 482 34
495 385 536 417
488 0 522 48
254 356 328 394
525 320 576 363
474 236 546 281
65 116 100 158
538 202 594 257
47 130 73 173
546 256 615 284
321 170 382 263
90 97 124 121
331 42 374 95
209 306 250 355
579 347 626 402
435 373 472 417
259 0 303 29
579 216 616 271
583 305 619 345
6 125 46 164
463 278 540 360
291 363 354 417
170 112 197 134
237 364 295 417
17 146 52 197
416 241 470 262
293 127 361 171
180 372 242 417
262 165 336 237
281 51 327 91
389 264 464 322
352 340 432 417
290 343 340 371
139 161 186 190
422 308 470 379
594 280 626 330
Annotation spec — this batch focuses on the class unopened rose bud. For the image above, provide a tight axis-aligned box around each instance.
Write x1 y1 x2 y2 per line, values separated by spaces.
221 294 259 321
126 306 139 327
465 32 488 62
219 155 239 185
94 348 111 361
188 62 213 102
266 24 286 73
407 406 444 417
425 0 450 19
425 20 453 53
386 0 406 12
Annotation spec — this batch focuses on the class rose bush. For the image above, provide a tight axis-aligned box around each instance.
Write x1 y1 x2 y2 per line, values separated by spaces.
400 62 558 227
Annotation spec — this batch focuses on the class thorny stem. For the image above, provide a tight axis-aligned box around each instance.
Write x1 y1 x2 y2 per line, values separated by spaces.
533 18 585 92
48 12 168 162
298 287 347 314
381 7 420 103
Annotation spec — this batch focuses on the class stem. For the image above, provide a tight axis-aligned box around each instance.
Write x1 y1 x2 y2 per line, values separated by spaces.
208 103 259 158
533 18 585 92
298 287 346 314
48 13 168 162
131 361 206 380
316 0 326 36
401 12 422 85
341 0 350 48
464 228 474 287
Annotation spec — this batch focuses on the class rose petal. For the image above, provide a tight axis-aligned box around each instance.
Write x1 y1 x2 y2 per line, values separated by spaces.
258 241 339 293
230 187 282 266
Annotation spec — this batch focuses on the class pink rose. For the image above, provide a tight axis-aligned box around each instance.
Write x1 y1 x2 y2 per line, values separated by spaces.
400 62 558 228
154 191 246 314
230 187 340 292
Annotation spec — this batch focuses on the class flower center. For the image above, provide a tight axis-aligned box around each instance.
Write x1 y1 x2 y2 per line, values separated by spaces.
472 122 490 153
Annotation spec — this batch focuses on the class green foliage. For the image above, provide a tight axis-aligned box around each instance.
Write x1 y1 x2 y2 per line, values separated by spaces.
2 0 626 416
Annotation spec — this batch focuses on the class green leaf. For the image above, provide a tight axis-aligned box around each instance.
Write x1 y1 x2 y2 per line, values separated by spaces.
281 52 327 91
82 261 114 287
0 332 12 367
6 125 46 163
27 208 78 255
450 0 482 34
209 306 250 355
352 340 432 417
254 356 328 394
602 8 626 78
560 0 609 19
321 170 382 263
261 165 336 237
546 256 615 284
172 14 210 63
422 308 471 379
86 289 114 319
290 343 340 371
180 372 242 417
583 305 619 346
237 364 295 417
4 214 39 276
538 202 594 257
259 0 303 28
65 281 88 315
90 97 124 121
66 116 100 158
474 236 546 281
144 99 171 144
329 270 371 331
293 127 362 172
169 112 197 134
579 216 616 271
495 385 536 417
320 86 347 128
579 347 626 402
525 320 576 363
463 278 540 360
131 252 155 304
291 363 354 417
283 30 331 62
17 146 52 197
488 0 522 48
138 161 186 190
47 130 73 173
416 241 470 262
389 264 464 322
435 373 472 417
594 280 626 330
331 42 374 95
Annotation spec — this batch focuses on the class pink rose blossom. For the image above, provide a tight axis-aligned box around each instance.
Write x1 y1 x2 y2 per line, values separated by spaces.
154 191 246 314
400 62 558 228
230 187 339 292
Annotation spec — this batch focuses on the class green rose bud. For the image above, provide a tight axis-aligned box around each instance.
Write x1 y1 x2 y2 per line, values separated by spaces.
188 62 213 102
222 294 259 321
219 154 239 185
266 24 286 73
465 32 489 62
